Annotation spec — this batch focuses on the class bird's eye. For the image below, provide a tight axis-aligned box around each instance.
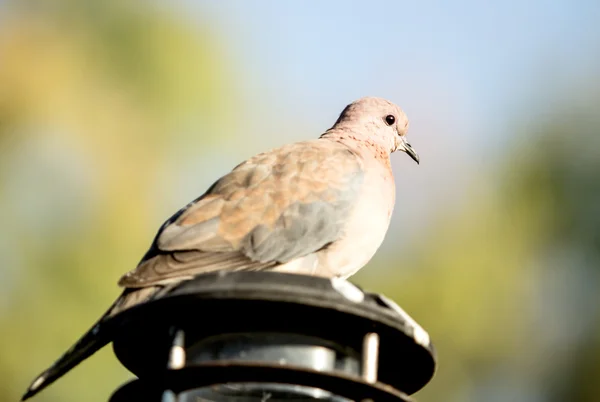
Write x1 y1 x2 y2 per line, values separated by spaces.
385 115 396 126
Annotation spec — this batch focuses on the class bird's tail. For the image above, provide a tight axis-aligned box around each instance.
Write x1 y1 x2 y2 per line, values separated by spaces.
21 286 160 401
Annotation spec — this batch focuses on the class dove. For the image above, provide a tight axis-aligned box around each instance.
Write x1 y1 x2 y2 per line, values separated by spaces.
22 96 419 400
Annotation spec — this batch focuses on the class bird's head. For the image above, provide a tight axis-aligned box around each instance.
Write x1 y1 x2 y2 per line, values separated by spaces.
331 96 419 164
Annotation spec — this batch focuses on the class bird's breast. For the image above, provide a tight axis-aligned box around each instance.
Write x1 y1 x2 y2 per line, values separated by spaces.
317 163 396 278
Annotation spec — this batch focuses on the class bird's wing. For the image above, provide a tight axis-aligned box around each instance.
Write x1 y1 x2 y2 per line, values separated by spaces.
119 140 364 288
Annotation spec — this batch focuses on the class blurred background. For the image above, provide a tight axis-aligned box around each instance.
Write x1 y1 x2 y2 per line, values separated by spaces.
1 0 599 401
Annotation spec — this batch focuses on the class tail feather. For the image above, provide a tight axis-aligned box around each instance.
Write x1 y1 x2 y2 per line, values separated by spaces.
21 312 113 400
22 286 161 401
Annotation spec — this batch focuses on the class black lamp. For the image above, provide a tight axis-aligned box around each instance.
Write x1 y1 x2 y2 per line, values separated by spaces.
106 271 435 401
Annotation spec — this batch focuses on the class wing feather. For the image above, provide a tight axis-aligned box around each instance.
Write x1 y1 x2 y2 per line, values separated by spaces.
119 140 363 288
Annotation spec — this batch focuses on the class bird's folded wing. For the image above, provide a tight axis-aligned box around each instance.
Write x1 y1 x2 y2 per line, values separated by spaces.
119 141 364 288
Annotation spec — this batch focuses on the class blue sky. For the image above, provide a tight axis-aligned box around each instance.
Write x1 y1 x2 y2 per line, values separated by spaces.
181 0 600 142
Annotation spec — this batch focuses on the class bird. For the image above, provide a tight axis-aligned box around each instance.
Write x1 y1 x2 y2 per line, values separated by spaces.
21 96 419 400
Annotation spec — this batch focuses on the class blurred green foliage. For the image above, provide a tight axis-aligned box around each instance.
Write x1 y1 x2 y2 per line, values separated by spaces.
0 1 237 401
0 1 598 402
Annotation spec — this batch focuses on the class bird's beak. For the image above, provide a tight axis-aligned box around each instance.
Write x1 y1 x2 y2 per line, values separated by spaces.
398 136 420 164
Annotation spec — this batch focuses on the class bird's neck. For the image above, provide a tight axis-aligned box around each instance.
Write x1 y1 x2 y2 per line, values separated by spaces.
320 128 392 167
